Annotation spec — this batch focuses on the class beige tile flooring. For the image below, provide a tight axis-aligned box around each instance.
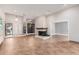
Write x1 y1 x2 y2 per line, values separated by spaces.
0 35 79 55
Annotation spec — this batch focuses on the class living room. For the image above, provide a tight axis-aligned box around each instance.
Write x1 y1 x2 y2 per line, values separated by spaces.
0 4 79 55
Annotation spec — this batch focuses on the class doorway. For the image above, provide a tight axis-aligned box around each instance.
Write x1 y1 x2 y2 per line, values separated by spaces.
27 23 35 34
5 23 13 37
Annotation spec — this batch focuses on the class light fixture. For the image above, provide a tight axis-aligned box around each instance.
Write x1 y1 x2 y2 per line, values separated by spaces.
45 10 51 15
15 17 18 21
64 4 68 6
14 10 17 12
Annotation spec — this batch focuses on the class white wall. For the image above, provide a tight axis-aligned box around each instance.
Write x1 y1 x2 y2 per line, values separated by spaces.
47 6 79 42
35 6 79 42
67 6 79 42
35 16 47 28
47 16 55 36
54 6 79 42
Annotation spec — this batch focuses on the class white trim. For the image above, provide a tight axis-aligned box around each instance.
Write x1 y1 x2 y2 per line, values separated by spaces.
68 19 70 41
54 33 68 36
69 39 79 42
14 34 27 37
0 36 4 44
5 34 27 38
54 20 68 23
27 33 35 35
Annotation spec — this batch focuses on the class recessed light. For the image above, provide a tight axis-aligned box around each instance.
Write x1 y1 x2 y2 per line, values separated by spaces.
14 10 17 12
64 4 68 6
15 18 18 21
45 10 51 14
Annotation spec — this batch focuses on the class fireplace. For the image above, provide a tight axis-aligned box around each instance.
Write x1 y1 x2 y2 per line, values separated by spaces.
35 28 50 40
36 28 49 36
38 31 47 36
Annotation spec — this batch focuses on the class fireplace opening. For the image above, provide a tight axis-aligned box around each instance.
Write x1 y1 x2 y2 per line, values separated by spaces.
38 31 49 36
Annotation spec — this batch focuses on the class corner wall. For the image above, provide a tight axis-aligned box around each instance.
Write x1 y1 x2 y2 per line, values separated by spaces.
47 6 79 42
47 16 55 36
35 6 79 42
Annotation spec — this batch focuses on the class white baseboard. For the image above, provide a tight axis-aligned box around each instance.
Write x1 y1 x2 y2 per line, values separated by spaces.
5 34 27 38
15 34 27 37
53 33 68 36
27 33 35 35
0 36 4 44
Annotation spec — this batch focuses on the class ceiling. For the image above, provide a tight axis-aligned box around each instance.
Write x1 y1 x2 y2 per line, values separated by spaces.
0 4 78 19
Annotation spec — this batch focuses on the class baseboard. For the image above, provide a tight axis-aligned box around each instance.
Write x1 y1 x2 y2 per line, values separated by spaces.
53 33 68 36
5 34 27 38
0 36 4 45
70 40 79 44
